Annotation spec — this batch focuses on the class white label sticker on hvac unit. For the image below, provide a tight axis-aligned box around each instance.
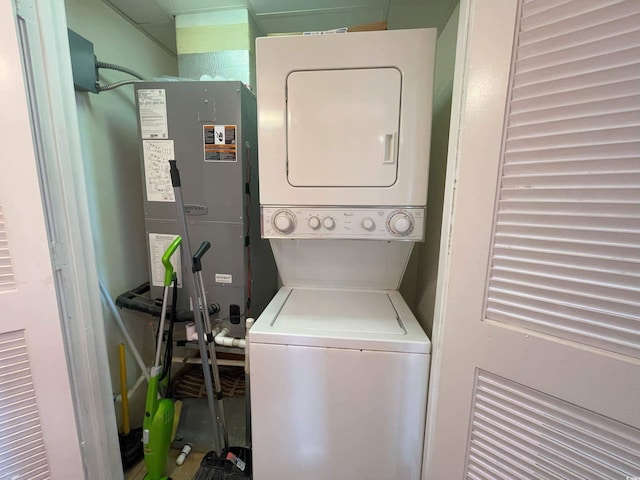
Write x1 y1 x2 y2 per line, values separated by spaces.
203 125 237 162
138 89 168 139
149 233 182 287
143 140 175 202
215 273 233 284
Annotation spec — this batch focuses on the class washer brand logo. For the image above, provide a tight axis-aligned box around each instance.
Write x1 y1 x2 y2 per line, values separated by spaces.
184 205 208 216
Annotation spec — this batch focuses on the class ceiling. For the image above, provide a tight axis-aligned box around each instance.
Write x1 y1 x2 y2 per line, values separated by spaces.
102 0 458 55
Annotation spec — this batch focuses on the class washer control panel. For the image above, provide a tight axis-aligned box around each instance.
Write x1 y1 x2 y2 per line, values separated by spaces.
262 207 425 240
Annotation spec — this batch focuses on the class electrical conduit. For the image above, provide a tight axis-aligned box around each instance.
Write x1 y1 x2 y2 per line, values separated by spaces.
99 278 150 382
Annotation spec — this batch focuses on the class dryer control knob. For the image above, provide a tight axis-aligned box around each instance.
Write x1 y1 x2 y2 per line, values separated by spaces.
388 212 413 236
322 217 335 230
273 211 295 234
308 216 321 230
362 217 375 231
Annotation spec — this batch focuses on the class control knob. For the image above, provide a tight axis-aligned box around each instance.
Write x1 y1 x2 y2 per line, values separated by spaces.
388 212 413 236
272 210 295 234
308 216 321 230
362 217 375 231
322 217 335 230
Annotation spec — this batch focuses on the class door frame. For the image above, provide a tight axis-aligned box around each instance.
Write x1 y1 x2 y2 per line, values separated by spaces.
422 0 471 475
12 0 122 477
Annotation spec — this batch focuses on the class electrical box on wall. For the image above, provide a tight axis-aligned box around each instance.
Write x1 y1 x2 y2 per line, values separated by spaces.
134 81 277 336
67 29 97 93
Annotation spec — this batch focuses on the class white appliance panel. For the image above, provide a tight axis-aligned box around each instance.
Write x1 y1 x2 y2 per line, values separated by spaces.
250 342 429 480
250 287 430 353
268 240 414 290
257 29 436 208
262 206 425 240
287 68 401 188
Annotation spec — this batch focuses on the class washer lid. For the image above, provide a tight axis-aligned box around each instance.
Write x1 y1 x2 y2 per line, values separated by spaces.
276 289 405 335
250 287 430 354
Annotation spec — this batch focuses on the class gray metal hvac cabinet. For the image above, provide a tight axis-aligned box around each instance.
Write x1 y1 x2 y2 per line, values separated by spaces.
134 81 277 336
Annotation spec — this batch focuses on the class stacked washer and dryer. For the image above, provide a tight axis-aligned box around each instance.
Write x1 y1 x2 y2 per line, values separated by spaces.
249 29 437 479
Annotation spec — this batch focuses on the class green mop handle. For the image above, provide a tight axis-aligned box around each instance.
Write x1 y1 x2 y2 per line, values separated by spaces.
162 236 182 287
153 236 183 372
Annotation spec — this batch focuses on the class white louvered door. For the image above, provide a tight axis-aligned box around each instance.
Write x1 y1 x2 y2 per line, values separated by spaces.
424 0 640 478
0 1 84 478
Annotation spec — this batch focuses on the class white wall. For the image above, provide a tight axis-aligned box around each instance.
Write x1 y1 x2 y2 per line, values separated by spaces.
413 3 460 335
65 0 178 428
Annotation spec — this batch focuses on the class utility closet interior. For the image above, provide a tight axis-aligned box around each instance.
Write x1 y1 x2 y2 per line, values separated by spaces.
3 0 640 479
62 1 460 477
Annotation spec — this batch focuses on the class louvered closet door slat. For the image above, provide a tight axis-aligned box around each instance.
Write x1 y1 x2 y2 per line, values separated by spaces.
490 278 640 321
510 95 640 127
506 125 638 150
508 110 640 139
0 330 50 479
497 200 639 217
497 211 640 231
485 0 640 358
518 12 640 60
512 64 639 100
466 372 640 480
498 186 637 202
0 205 15 293
511 82 640 123
519 1 640 46
516 31 640 73
493 247 639 280
515 46 640 87
521 0 573 17
521 0 623 28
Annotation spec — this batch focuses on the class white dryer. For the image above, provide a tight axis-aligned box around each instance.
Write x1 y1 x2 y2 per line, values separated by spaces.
251 28 437 480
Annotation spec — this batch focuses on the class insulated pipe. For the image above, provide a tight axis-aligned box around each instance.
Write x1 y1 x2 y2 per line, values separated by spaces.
99 278 150 382
214 327 247 349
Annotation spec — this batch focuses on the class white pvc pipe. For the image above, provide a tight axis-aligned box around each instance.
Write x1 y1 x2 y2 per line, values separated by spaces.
99 278 150 381
113 373 146 402
185 322 221 342
214 327 246 349
185 322 248 348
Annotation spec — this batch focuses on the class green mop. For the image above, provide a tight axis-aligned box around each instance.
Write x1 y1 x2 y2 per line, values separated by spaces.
143 236 181 480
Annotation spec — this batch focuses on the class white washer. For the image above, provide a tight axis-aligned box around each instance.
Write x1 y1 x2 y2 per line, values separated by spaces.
251 28 437 480
250 287 430 480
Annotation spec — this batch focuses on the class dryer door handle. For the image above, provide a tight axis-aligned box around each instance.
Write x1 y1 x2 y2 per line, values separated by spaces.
383 132 397 165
